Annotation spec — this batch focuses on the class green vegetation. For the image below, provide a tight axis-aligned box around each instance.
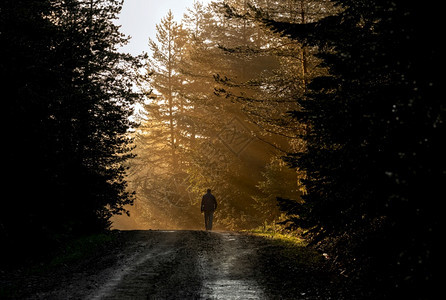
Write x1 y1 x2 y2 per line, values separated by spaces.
249 230 324 268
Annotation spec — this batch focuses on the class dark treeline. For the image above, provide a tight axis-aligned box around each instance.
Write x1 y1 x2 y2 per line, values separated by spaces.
257 0 442 298
1 0 140 261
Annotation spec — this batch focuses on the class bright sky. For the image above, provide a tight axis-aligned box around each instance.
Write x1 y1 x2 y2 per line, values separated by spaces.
116 0 213 56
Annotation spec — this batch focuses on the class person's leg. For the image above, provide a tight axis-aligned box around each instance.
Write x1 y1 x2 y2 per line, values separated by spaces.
204 211 209 230
208 211 214 230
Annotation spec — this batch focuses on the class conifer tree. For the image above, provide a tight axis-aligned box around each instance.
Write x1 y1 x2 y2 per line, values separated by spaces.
1 0 140 251
265 0 441 296
146 10 187 170
209 0 336 227
130 10 202 228
131 0 327 229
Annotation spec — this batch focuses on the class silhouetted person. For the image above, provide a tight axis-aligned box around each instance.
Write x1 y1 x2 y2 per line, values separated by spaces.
201 189 217 230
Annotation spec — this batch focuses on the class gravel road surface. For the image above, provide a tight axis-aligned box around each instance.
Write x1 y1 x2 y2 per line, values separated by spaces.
3 230 356 299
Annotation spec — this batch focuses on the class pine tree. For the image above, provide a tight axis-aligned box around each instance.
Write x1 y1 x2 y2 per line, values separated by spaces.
265 0 442 296
146 10 188 169
207 0 336 228
1 0 141 254
130 10 202 228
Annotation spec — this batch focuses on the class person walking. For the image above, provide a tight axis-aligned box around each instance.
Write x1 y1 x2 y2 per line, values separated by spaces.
201 189 217 230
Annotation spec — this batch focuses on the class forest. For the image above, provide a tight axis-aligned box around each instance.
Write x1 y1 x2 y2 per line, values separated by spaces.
1 0 441 298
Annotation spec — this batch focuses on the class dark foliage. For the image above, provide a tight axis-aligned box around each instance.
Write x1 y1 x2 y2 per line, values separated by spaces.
1 0 140 261
266 1 442 298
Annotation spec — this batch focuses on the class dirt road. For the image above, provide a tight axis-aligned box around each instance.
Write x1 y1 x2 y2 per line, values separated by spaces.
5 230 356 299
87 231 266 299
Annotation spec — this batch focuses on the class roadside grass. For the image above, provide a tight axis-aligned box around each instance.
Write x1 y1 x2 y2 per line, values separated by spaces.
245 229 325 268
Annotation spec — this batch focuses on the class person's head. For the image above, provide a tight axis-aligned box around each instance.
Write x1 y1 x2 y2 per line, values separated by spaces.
207 189 211 194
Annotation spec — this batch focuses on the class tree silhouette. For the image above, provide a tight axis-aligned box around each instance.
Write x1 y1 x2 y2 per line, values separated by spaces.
1 0 141 256
265 0 442 297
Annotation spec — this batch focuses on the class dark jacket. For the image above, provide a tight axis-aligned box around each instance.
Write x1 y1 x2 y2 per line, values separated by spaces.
201 192 217 212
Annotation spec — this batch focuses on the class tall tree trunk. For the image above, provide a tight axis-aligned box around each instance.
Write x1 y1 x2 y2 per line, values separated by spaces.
300 0 308 92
